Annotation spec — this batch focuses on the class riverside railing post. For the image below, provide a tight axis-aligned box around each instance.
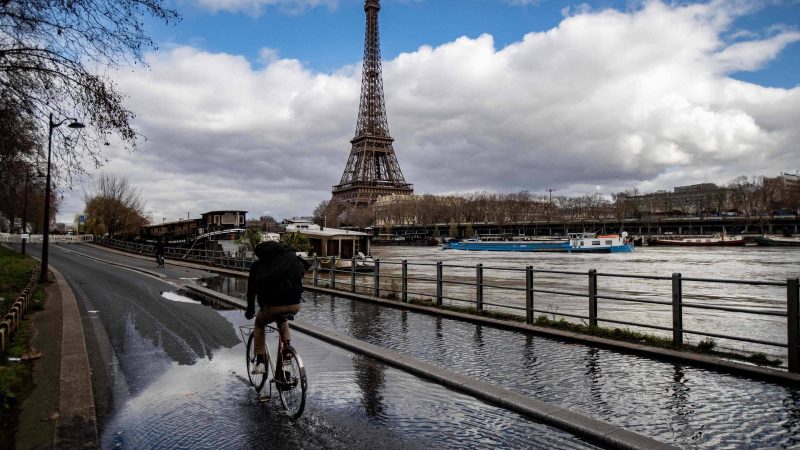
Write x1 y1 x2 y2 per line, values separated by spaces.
588 269 597 327
331 257 337 289
351 257 356 293
788 278 799 372
436 262 443 306
672 273 683 346
313 257 319 287
373 259 380 297
476 264 484 313
402 260 408 303
526 266 534 324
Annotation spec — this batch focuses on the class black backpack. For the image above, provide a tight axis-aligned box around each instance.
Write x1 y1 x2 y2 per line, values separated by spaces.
256 256 309 307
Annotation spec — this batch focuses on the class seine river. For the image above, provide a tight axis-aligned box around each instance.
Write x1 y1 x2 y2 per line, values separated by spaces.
369 245 800 359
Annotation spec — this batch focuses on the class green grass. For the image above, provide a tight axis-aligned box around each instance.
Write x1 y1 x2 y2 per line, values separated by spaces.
0 246 39 316
0 246 45 420
533 315 675 348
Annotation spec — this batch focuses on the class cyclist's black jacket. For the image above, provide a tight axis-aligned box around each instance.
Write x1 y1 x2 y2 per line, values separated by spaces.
246 241 310 309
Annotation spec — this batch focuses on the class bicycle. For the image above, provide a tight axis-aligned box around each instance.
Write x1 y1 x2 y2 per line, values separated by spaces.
239 315 307 420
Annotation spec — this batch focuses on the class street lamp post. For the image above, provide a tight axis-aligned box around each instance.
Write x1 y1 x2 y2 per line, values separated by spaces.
21 172 30 255
40 113 84 283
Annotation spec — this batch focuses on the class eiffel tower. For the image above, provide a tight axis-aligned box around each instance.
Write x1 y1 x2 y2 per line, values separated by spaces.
330 0 413 211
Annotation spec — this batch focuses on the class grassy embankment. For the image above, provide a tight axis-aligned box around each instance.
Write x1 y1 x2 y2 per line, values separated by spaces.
0 246 46 445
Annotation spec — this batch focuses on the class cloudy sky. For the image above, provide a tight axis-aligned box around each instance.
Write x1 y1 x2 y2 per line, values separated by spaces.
58 0 800 224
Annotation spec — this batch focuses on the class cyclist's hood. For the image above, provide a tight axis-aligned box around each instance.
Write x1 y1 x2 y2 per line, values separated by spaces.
252 241 297 279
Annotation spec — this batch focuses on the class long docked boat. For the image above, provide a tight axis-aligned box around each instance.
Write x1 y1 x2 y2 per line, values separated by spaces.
754 235 800 247
442 232 634 253
648 234 745 246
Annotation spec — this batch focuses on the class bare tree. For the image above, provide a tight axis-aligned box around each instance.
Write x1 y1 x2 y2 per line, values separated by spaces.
83 173 146 237
0 0 180 182
0 100 42 228
312 200 329 225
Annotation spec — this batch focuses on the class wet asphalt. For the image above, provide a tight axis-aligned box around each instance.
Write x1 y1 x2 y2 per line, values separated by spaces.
35 243 596 449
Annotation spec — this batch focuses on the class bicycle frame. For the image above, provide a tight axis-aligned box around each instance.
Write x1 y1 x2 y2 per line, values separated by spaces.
240 318 307 419
239 322 288 396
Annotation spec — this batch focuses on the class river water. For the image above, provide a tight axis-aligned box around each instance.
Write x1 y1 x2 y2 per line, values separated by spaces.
367 245 800 358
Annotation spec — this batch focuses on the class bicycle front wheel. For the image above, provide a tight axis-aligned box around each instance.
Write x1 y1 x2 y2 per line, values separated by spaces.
277 346 307 420
246 332 267 392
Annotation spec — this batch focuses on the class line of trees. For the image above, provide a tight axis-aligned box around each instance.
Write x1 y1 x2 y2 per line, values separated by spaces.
317 174 799 228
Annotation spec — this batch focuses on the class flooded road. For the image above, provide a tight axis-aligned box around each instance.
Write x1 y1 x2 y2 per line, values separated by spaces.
295 292 800 449
43 243 800 448
101 306 596 449
195 280 800 449
45 244 596 449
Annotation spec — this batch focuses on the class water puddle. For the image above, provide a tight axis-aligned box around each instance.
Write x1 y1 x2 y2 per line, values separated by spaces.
160 291 202 304
101 310 595 449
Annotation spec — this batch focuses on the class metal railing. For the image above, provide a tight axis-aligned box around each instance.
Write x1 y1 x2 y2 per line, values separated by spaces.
94 237 800 372
0 233 94 244
309 256 799 372
96 237 256 271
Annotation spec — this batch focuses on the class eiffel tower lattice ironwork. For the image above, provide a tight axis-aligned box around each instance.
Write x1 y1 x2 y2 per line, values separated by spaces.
330 0 413 208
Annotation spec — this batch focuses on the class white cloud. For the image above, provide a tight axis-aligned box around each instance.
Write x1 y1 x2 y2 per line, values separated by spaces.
58 0 800 223
714 31 800 71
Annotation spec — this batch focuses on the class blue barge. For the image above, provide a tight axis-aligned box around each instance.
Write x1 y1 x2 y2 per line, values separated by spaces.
442 232 634 253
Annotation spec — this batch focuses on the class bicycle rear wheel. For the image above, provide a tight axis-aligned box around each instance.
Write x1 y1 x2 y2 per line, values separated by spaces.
246 332 267 392
277 346 307 420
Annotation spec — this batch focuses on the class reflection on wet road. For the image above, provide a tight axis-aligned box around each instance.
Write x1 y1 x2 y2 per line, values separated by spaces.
102 309 595 449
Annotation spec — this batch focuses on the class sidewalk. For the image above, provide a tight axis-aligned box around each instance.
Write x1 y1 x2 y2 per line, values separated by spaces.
15 267 98 449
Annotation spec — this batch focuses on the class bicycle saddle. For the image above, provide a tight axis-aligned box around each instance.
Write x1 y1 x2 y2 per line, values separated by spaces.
275 314 295 321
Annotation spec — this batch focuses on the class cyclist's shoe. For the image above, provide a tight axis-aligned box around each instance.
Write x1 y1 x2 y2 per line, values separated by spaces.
251 363 266 375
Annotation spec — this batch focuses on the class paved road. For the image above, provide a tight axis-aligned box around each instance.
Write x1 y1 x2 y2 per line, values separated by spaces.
38 243 595 449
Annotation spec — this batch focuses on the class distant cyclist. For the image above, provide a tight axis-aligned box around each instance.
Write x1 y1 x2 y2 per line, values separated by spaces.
154 238 165 268
245 241 310 374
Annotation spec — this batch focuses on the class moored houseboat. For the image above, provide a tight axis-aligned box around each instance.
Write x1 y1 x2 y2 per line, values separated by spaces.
284 220 374 270
754 235 800 247
648 234 745 246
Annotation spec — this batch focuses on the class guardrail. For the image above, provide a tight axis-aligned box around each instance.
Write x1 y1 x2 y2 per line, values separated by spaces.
0 233 94 244
0 266 39 356
96 237 255 271
308 256 799 372
95 237 800 372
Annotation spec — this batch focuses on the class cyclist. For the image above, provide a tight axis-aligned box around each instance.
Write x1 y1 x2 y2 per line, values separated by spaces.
245 241 310 375
154 238 165 268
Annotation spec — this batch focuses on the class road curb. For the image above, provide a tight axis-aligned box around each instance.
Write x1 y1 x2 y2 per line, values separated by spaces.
50 267 99 449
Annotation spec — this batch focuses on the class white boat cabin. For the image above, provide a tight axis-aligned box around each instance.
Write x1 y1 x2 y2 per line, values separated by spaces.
283 220 371 260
